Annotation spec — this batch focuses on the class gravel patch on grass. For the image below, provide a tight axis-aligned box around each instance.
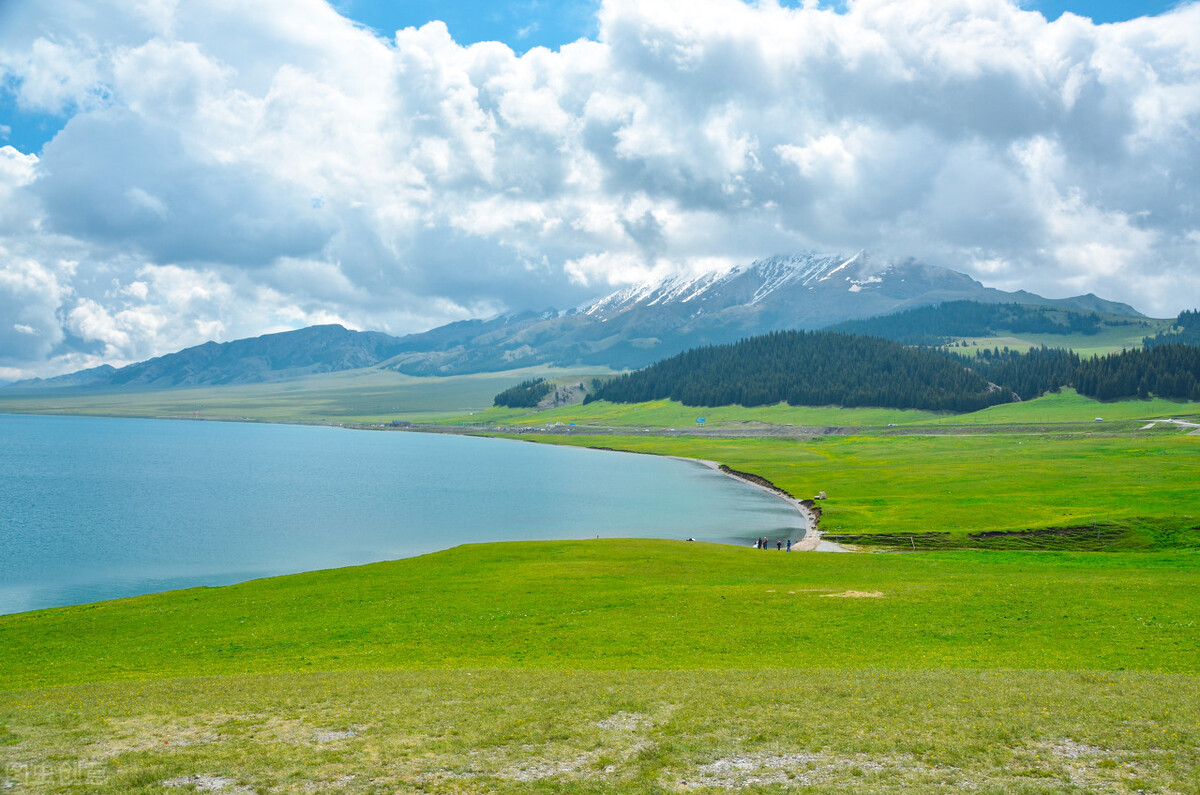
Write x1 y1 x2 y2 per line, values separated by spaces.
595 711 654 730
163 774 251 792
675 751 932 790
312 729 356 743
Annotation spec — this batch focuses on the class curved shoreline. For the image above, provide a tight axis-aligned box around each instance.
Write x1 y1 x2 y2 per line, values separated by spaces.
446 431 844 551
7 410 847 552
673 456 846 552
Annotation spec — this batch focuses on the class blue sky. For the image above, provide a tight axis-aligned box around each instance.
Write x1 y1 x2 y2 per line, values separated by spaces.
0 0 1185 155
334 0 1181 49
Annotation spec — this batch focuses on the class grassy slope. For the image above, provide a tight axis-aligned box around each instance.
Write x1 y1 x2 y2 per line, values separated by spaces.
5 668 1197 793
460 399 946 428
453 388 1200 431
2 542 1198 792
4 542 1199 691
944 316 1168 358
926 388 1200 426
0 366 612 425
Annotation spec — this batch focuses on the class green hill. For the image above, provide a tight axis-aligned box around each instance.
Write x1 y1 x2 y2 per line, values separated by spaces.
828 299 1163 355
827 300 1115 344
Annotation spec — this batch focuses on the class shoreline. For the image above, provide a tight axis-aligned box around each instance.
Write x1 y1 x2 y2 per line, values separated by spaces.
678 456 847 552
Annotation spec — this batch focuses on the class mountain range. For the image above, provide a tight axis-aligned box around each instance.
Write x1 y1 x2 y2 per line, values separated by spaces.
8 252 1143 389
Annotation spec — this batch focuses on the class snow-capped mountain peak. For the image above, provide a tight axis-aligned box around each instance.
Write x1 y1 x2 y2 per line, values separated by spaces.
584 252 874 320
584 267 730 319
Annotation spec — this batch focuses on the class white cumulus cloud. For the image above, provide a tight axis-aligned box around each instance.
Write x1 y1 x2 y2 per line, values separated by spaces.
0 0 1197 378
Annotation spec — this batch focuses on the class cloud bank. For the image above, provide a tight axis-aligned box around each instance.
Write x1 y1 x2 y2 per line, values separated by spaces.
1 0 1198 378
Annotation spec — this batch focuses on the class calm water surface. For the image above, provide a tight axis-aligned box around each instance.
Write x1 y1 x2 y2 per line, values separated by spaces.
0 414 802 614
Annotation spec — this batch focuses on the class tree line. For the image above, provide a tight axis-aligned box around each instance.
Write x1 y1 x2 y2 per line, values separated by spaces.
585 331 1015 412
966 343 1200 402
966 347 1081 401
581 329 1200 412
493 378 554 408
1143 309 1200 348
1075 344 1200 400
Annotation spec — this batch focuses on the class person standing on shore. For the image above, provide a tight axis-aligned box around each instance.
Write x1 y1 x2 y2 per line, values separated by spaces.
786 539 792 552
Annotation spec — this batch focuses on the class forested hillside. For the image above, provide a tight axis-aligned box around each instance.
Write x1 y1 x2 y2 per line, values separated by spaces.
585 331 1014 412
967 344 1200 401
1144 309 1200 348
493 378 554 408
827 301 1109 345
1075 344 1200 400
967 347 1082 401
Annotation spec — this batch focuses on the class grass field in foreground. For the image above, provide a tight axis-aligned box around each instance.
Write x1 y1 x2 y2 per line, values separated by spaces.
526 431 1200 547
3 542 1198 689
2 541 1198 793
3 669 1197 793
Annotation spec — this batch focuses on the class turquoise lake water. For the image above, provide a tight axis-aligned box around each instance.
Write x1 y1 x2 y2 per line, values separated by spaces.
0 414 803 615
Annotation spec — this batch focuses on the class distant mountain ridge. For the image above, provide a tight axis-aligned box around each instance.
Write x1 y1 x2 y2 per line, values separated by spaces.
6 252 1145 389
379 251 1140 375
8 325 403 389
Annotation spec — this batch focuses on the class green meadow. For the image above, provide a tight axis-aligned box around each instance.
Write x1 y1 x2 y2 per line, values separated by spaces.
941 315 1170 358
0 366 612 425
4 373 1200 791
924 388 1200 426
463 398 946 429
2 542 1199 793
7 542 1200 687
479 387 1200 430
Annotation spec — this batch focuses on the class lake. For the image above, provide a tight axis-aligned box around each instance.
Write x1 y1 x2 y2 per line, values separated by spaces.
0 414 803 615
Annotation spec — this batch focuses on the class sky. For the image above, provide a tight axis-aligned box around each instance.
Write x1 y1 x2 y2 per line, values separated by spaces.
0 0 1197 379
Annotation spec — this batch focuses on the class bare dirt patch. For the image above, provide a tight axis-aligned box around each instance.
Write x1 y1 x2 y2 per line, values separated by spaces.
674 751 910 790
312 729 356 743
595 711 653 731
820 590 884 598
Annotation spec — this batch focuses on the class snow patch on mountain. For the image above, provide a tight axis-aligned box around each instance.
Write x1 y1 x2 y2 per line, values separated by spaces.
584 252 868 319
817 251 864 282
748 253 849 304
584 267 734 319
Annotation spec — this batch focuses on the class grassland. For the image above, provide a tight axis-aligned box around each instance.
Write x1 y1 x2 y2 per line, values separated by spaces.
942 315 1169 358
465 398 947 429
7 542 1200 688
2 542 1199 792
923 388 1200 426
6 667 1198 793
449 387 1200 431
0 366 611 425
